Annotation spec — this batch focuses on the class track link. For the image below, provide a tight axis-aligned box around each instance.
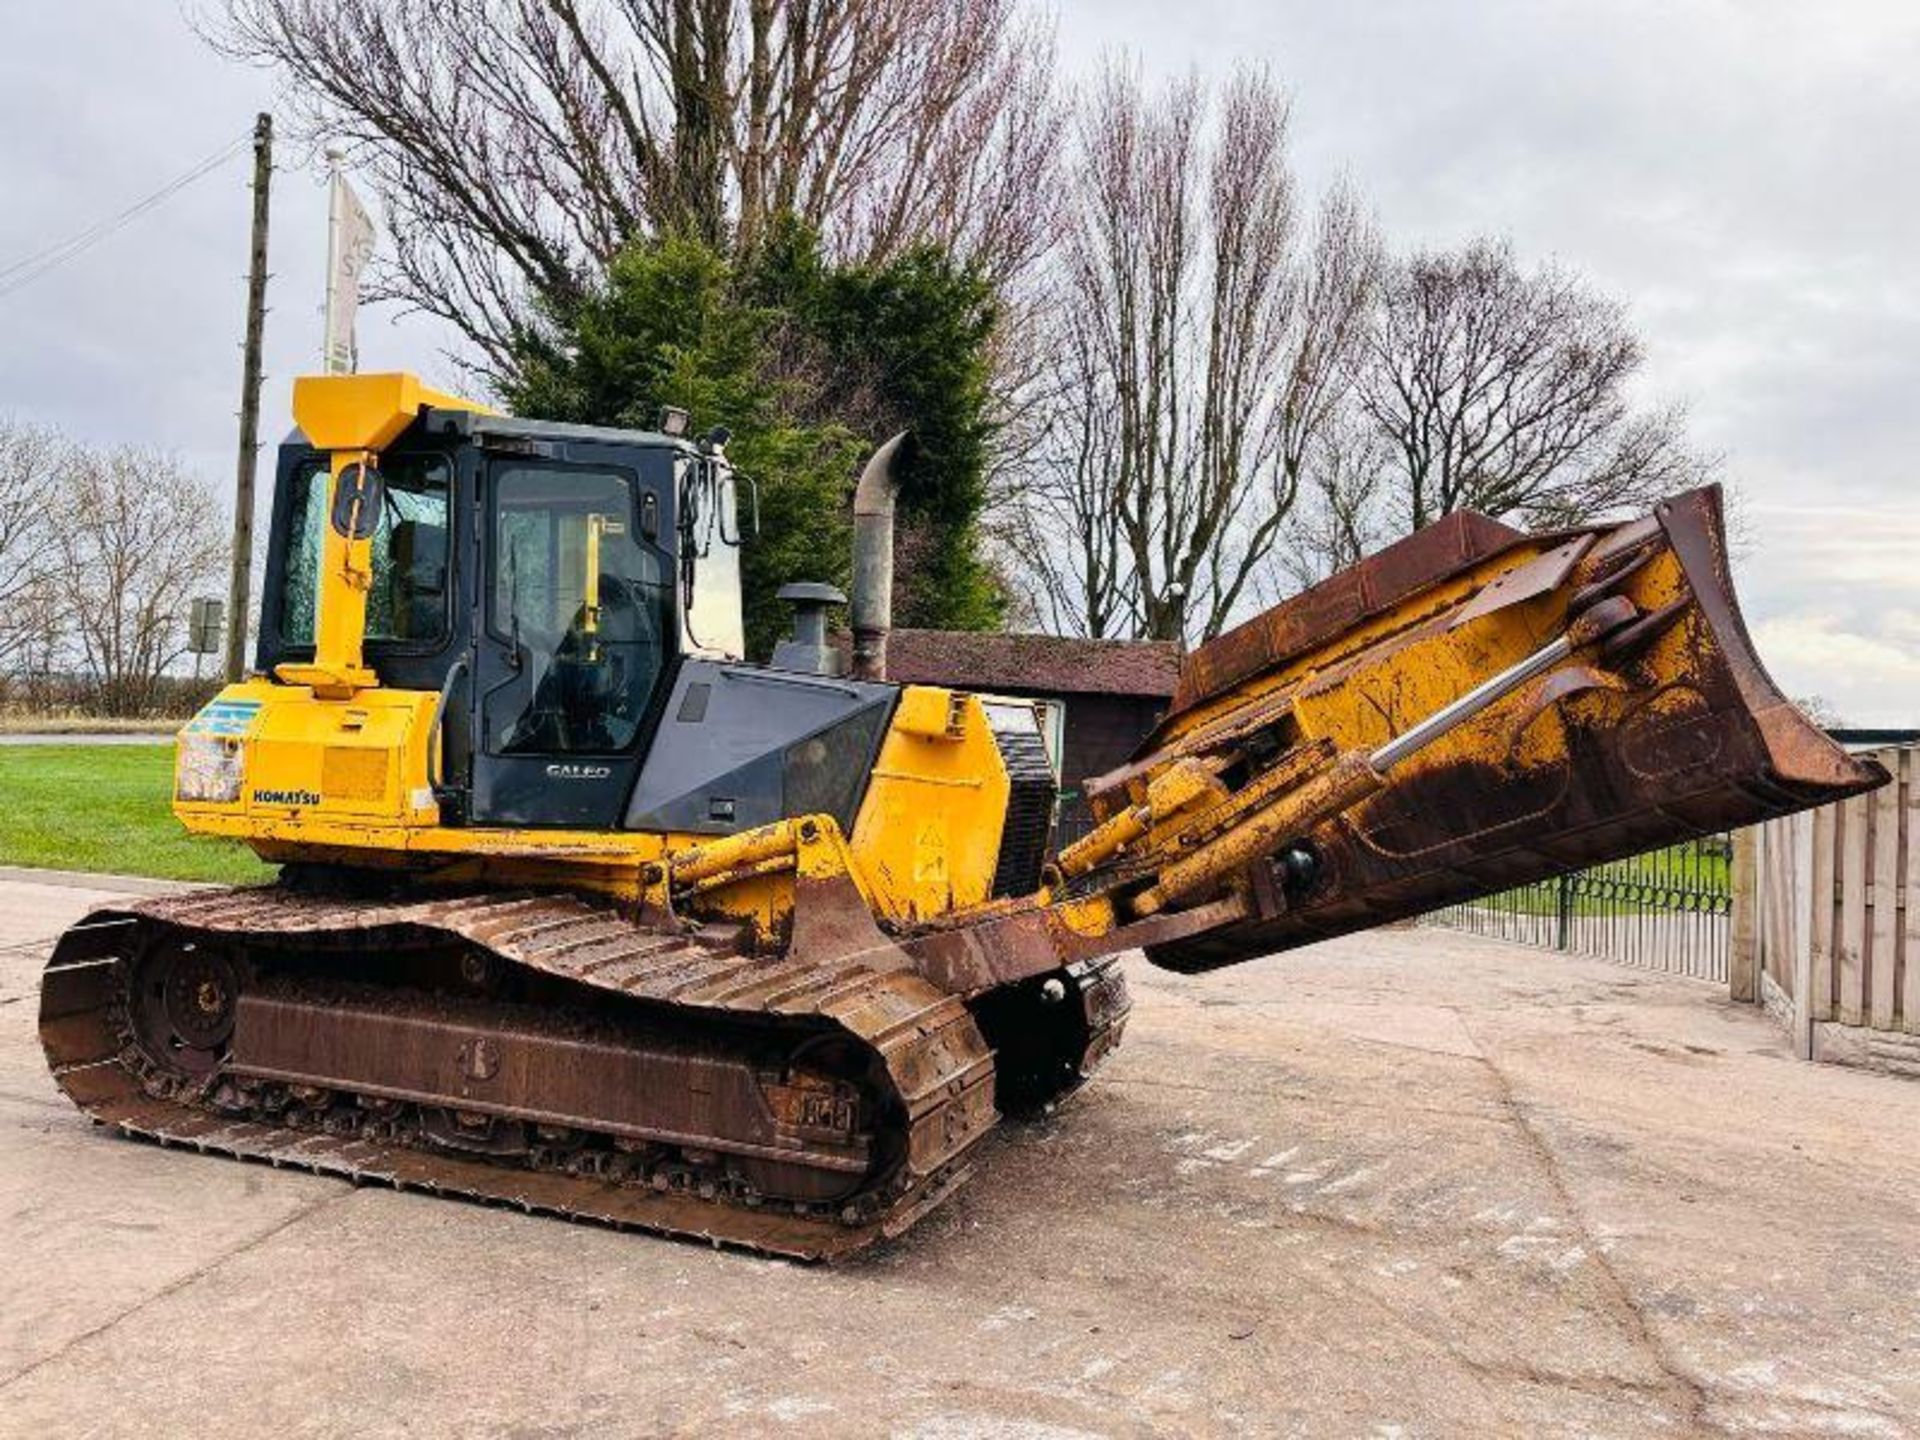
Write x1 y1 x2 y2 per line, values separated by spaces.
39 885 1000 1260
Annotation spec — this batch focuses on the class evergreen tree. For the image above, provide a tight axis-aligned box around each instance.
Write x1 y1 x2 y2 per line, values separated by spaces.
504 227 1003 658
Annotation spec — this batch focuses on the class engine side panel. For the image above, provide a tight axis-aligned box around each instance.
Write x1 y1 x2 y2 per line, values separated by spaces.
624 660 896 837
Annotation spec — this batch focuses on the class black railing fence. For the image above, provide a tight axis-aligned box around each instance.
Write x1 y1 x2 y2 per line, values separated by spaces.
1424 834 1735 982
1050 788 1733 982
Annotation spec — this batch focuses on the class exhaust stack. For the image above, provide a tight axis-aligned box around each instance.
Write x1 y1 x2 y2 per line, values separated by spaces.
850 432 910 682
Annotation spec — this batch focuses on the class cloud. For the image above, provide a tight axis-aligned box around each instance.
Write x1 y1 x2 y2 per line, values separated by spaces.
0 4 452 496
1884 610 1920 646
1739 503 1920 600
0 1 1914 722
1750 613 1920 728
1060 0 1920 718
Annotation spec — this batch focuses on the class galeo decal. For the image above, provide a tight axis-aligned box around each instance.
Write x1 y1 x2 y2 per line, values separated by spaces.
545 763 613 780
253 788 321 807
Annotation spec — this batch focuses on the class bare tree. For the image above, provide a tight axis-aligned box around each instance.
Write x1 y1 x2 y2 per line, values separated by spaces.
52 447 227 717
1793 694 1848 730
1355 238 1712 534
0 419 62 673
999 302 1130 637
211 0 1061 368
1265 410 1391 594
1009 65 1378 641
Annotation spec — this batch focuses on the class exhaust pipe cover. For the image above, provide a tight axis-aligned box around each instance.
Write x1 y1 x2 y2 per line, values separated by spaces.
851 432 912 682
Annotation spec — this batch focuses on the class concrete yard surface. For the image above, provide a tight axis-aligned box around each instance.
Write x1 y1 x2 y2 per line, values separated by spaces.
1 874 1916 1438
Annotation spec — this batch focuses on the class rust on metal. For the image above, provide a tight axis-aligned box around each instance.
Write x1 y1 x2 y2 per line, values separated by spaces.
37 883 1124 1259
1171 507 1522 713
36 482 1884 1258
1445 534 1594 632
1144 486 1887 972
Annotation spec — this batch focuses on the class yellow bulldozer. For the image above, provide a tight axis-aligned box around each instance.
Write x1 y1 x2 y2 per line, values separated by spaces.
37 372 1884 1257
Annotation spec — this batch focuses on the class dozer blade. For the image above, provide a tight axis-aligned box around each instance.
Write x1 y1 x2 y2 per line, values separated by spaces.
1132 485 1887 972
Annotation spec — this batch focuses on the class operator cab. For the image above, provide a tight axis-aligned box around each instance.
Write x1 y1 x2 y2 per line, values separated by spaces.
257 405 749 829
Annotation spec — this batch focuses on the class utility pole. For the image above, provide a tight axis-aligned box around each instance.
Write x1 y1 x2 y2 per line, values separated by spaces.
225 111 272 683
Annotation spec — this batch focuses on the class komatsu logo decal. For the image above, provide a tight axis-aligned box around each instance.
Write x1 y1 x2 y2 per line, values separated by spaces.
253 788 321 807
545 764 612 780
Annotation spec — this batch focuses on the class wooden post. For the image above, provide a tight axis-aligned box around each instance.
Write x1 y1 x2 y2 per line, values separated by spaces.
1871 771 1900 1029
1810 801 1836 1025
224 111 273 684
1791 810 1816 1060
1729 825 1759 1003
1902 748 1920 1036
1839 793 1869 1026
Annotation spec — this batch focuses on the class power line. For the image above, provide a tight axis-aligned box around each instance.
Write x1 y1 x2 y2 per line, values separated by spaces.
0 131 253 301
0 131 251 288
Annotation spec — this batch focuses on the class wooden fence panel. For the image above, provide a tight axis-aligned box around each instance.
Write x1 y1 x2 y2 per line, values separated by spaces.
1738 745 1917 1067
1904 747 1920 1035
1791 807 1816 1060
1838 793 1869 1025
1730 827 1758 1003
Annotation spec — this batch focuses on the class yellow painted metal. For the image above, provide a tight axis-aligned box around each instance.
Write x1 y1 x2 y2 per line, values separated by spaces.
891 685 968 741
178 371 1022 941
672 821 801 887
290 372 493 453
670 817 876 939
172 672 917 937
175 682 1013 933
1051 891 1118 938
1055 757 1223 878
1133 753 1382 916
272 451 381 695
848 687 1011 923
177 679 437 827
277 373 493 697
177 678 665 902
583 512 606 652
1143 545 1560 771
1049 534 1710 935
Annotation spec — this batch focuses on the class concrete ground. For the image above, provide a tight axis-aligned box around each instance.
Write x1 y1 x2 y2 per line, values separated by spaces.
1 874 1915 1439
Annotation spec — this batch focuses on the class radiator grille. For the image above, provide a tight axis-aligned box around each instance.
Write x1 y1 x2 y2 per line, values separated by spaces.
985 706 1057 898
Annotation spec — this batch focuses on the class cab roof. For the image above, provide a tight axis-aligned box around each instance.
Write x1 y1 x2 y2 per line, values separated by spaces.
283 405 703 456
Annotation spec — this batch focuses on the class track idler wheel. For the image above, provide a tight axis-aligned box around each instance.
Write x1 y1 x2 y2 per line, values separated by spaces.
129 938 246 1079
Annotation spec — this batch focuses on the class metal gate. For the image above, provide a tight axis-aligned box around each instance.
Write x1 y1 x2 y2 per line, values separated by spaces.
1425 835 1735 982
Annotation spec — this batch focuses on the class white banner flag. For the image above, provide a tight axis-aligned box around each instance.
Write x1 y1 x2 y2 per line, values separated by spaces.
322 163 377 375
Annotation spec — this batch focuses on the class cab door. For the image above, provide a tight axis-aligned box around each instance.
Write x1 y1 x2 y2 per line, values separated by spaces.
466 448 675 828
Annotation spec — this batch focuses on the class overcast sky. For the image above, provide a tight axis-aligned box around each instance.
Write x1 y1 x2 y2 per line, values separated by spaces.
1 2 1914 723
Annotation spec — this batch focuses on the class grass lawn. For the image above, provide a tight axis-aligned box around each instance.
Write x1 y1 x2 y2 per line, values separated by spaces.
0 744 275 884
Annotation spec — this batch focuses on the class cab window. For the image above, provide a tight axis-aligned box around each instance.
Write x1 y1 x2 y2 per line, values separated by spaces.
279 455 452 645
491 465 671 754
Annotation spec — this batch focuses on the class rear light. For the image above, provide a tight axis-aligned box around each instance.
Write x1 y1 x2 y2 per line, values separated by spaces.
177 735 244 804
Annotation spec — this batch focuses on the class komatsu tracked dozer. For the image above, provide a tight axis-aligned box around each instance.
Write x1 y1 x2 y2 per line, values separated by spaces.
38 372 1886 1258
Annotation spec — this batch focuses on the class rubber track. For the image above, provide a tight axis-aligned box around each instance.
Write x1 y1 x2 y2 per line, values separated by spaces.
38 886 999 1260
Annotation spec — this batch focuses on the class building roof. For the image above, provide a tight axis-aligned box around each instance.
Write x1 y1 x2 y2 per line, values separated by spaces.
874 628 1183 699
